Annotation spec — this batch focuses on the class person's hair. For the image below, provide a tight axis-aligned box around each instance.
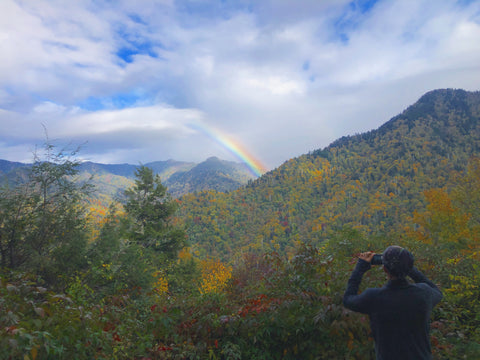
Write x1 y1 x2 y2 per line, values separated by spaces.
383 246 414 278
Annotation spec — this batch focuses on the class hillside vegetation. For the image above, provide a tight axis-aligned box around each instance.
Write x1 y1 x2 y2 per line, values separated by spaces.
0 88 478 359
165 157 256 198
178 89 480 259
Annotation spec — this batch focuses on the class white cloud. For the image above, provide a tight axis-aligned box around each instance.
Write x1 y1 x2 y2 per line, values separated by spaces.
33 101 68 114
61 106 199 138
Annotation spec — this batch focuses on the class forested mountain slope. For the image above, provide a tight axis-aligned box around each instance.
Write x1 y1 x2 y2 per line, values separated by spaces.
177 89 480 259
0 159 26 174
165 157 256 198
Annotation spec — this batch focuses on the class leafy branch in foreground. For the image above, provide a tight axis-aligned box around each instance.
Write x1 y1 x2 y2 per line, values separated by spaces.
0 140 92 289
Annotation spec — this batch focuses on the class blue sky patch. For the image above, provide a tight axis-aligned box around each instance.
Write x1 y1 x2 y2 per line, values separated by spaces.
128 13 147 25
352 0 379 14
79 91 147 111
175 0 253 26
116 42 158 63
114 23 160 64
331 0 379 44
456 0 478 7
78 97 104 111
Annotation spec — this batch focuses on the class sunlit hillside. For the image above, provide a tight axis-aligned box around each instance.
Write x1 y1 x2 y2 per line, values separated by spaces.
178 89 480 259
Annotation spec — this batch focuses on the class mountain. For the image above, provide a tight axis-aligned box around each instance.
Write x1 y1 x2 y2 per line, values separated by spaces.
144 160 196 182
0 159 27 174
78 160 195 180
177 89 480 259
0 157 256 200
78 158 255 199
78 162 140 178
165 157 255 198
76 159 197 200
0 160 32 186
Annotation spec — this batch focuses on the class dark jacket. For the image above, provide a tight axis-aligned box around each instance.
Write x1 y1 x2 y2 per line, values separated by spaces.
343 259 443 360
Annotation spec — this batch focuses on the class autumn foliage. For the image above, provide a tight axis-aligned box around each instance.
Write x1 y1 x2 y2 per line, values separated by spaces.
1 89 480 358
198 258 232 295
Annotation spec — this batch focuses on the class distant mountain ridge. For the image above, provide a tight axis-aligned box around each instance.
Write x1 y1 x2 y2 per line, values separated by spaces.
0 159 27 174
77 159 196 182
165 156 255 197
0 157 256 198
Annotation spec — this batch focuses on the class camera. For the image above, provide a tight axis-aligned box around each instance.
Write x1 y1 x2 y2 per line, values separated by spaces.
371 254 383 265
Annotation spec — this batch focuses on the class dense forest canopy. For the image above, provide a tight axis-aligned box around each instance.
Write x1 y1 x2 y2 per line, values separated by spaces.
0 89 478 359
178 89 480 259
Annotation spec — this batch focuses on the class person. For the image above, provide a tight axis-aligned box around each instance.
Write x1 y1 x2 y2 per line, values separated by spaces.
343 245 443 360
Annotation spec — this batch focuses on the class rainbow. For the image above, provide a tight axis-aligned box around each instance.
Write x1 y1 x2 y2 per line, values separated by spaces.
189 123 268 177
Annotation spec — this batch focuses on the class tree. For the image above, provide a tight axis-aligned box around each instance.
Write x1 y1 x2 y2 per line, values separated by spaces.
124 165 186 259
411 188 470 251
453 157 480 229
0 140 92 287
0 182 33 268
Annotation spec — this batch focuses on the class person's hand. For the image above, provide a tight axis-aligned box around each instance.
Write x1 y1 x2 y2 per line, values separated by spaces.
358 251 375 263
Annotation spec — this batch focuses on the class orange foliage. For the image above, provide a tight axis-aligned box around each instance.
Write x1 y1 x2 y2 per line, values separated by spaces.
411 188 470 248
198 259 232 295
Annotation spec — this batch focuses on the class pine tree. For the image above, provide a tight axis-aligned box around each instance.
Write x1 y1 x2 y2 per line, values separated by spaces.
0 140 92 288
124 165 186 259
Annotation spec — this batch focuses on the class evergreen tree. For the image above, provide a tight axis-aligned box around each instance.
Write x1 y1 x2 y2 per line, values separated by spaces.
0 181 32 268
124 165 186 259
0 141 92 288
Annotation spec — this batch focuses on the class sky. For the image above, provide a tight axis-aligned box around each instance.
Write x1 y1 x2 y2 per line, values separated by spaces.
1 0 480 175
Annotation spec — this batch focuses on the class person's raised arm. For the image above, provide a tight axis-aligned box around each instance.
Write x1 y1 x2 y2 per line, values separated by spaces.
343 252 375 313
